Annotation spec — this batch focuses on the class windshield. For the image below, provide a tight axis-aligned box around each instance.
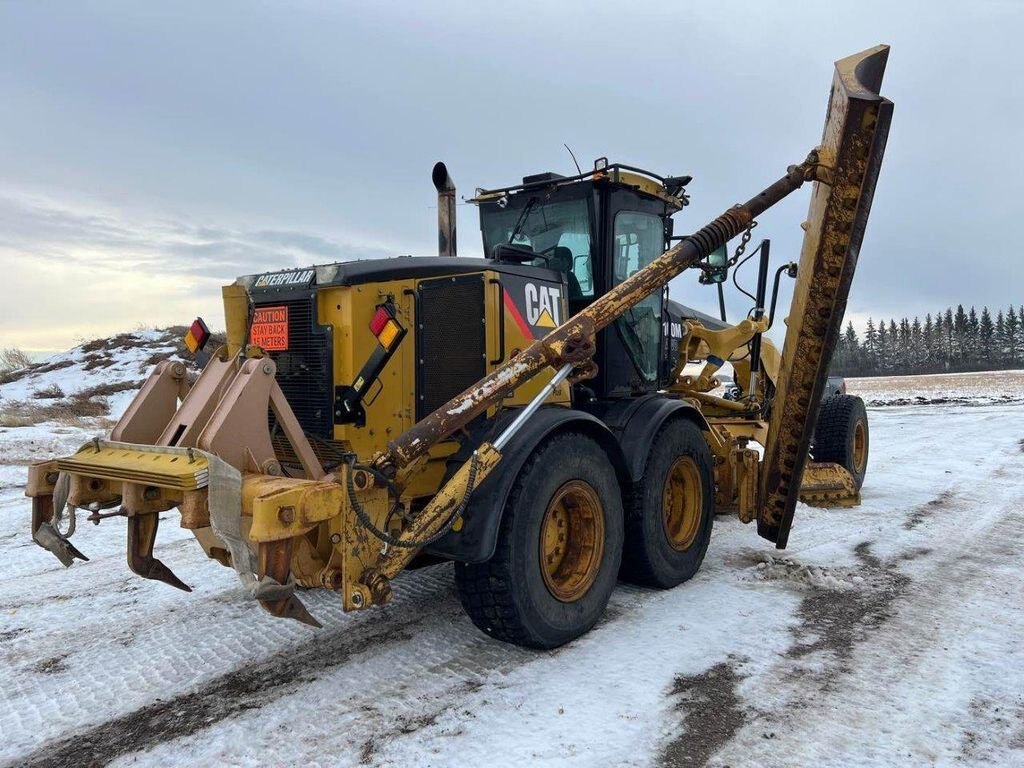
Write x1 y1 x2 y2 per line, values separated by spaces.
480 195 594 299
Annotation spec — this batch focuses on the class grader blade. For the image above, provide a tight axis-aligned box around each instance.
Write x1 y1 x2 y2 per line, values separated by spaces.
798 462 860 507
757 45 893 547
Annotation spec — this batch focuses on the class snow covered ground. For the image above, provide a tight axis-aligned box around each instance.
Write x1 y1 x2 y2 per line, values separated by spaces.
847 369 1024 407
1 358 1023 767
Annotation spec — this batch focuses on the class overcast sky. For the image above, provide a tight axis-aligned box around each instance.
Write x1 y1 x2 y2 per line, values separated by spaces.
1 0 1021 352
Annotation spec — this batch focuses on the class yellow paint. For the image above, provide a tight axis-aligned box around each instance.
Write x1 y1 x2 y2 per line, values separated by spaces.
535 307 556 328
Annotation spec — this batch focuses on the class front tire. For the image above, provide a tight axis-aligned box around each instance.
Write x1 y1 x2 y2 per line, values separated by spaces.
813 394 869 490
454 432 624 649
621 419 715 589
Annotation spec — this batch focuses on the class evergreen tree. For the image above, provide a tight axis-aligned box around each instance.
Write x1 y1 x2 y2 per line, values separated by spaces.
943 308 955 368
888 319 899 372
980 307 994 364
968 306 980 368
953 305 968 364
995 310 1006 367
1006 305 1019 365
841 321 860 373
1015 307 1024 364
911 317 923 372
877 321 889 373
864 318 878 372
923 313 935 371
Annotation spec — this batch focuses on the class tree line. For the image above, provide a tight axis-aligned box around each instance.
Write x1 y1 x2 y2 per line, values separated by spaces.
830 305 1024 376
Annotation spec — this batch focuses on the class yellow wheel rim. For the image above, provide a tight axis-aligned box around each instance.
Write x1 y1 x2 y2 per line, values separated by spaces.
663 456 703 551
539 480 605 602
853 419 867 473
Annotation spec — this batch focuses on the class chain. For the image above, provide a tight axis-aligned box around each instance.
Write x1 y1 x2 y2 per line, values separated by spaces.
727 220 758 268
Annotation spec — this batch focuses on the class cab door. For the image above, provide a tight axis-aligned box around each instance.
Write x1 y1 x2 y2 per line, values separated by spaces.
595 195 668 397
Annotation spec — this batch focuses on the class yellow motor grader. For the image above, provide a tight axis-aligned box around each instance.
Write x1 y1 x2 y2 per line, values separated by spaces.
26 46 892 648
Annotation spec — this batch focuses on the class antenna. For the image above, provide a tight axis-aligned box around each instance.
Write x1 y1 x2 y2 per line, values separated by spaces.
563 143 582 175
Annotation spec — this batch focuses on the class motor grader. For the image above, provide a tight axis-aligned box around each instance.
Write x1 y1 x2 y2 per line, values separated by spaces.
26 46 891 649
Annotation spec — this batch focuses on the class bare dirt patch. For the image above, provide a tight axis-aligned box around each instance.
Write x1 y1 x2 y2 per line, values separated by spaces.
660 661 746 768
0 628 28 643
83 353 116 371
787 543 909 669
0 358 75 385
77 380 144 399
959 694 1024 763
0 394 110 427
33 655 69 675
31 384 65 399
905 490 955 529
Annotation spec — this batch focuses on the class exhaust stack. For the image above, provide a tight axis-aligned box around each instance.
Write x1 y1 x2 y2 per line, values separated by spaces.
432 161 457 257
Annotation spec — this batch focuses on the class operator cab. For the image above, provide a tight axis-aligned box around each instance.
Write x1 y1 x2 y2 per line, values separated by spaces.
471 160 691 399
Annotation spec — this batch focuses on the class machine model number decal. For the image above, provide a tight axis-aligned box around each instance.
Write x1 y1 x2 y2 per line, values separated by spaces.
253 269 315 288
250 306 289 351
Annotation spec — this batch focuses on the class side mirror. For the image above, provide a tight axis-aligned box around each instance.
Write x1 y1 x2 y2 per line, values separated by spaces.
701 245 729 284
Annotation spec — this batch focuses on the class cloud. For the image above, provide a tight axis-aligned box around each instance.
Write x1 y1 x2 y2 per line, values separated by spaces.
0 188 402 349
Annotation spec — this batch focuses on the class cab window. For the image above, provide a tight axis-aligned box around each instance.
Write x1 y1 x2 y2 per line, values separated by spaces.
480 196 594 300
613 211 664 382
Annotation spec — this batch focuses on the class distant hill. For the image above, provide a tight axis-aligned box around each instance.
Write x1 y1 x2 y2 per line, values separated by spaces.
0 328 211 428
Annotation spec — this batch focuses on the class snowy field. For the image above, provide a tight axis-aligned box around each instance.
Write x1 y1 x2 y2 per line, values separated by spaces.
847 369 1024 407
1 356 1023 767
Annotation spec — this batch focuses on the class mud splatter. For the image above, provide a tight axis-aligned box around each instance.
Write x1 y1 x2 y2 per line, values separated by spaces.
661 661 746 768
33 655 68 675
787 542 908 666
905 491 954 530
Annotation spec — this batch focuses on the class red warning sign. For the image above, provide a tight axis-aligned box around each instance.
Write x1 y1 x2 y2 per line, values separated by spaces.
250 305 289 351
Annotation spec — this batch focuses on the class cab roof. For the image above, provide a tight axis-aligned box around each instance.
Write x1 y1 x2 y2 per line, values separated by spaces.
469 160 690 212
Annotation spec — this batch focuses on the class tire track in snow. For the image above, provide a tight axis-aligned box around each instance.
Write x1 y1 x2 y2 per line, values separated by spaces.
13 604 430 768
701 417 1024 766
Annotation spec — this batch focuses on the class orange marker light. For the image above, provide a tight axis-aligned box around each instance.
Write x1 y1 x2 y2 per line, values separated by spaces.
377 319 401 350
368 304 405 351
184 317 210 354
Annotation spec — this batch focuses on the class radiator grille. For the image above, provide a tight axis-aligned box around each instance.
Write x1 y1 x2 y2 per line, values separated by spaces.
416 276 486 421
253 294 333 439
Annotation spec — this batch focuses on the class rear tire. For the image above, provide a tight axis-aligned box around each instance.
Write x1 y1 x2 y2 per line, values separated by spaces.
621 419 715 589
813 394 869 490
454 432 624 649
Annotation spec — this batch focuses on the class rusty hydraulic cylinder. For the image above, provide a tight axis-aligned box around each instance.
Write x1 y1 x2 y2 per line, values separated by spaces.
378 157 819 474
757 45 893 547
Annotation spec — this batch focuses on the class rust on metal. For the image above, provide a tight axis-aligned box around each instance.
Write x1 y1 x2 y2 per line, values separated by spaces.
432 161 457 257
379 159 817 475
798 462 861 507
257 538 322 628
127 512 191 592
757 45 893 547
